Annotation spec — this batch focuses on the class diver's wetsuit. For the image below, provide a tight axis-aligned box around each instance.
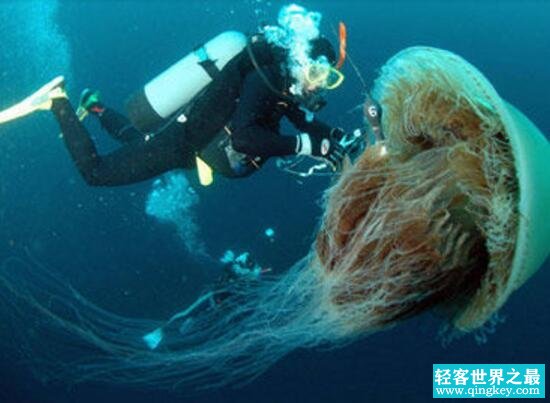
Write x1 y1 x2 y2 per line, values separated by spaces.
51 39 338 186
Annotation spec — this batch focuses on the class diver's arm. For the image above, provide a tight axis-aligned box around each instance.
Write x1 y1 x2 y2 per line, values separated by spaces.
98 108 145 144
284 104 341 140
52 98 189 186
284 103 347 170
231 125 296 159
230 72 297 159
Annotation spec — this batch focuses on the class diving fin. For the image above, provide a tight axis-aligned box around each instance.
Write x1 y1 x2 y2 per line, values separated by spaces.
0 76 67 124
143 328 164 350
142 291 215 350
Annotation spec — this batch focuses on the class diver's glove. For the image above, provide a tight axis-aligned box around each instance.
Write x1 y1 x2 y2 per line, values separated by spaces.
295 131 347 171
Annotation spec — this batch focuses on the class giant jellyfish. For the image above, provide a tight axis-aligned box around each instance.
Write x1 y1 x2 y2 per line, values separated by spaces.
0 47 548 389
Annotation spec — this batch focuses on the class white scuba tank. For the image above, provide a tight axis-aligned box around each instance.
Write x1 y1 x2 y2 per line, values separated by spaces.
126 31 248 133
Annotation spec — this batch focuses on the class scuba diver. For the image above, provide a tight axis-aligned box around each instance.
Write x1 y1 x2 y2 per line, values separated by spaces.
142 249 269 350
1 6 350 187
214 249 271 304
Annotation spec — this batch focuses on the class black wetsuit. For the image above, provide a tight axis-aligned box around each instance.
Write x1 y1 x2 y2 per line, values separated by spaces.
51 39 337 186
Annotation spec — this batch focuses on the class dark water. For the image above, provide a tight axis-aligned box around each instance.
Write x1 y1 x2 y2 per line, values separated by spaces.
0 1 548 402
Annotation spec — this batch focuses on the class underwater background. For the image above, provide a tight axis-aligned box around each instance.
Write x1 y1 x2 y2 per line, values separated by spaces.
0 0 548 402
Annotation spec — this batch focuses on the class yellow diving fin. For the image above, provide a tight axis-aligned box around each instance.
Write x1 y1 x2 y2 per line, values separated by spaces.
195 155 214 186
0 76 67 124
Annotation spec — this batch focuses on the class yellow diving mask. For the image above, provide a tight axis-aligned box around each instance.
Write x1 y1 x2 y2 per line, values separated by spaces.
304 61 345 90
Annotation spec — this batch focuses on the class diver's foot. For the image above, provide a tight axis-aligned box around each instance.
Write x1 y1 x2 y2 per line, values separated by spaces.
78 88 105 115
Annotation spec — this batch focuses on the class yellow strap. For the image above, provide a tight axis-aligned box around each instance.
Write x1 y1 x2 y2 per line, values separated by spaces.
76 107 89 121
196 155 214 186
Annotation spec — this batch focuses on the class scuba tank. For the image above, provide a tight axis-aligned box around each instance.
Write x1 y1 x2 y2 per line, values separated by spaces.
125 31 247 133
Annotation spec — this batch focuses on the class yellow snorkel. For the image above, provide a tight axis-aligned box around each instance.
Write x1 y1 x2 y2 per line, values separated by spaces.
336 22 347 70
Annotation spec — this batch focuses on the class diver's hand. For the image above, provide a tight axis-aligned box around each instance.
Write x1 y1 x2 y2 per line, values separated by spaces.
330 127 346 142
325 128 348 170
321 141 346 171
296 133 346 171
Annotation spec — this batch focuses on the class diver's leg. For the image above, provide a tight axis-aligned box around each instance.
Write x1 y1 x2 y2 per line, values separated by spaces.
98 108 145 143
2 77 189 186
52 96 192 186
79 88 143 143
51 97 104 182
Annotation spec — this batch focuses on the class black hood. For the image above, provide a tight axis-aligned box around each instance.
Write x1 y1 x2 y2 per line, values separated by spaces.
310 36 337 65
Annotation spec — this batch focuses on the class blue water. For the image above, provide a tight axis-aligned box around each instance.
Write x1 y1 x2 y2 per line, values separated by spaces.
0 1 549 402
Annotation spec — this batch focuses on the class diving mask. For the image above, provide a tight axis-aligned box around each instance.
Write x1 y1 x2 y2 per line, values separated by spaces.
304 60 345 90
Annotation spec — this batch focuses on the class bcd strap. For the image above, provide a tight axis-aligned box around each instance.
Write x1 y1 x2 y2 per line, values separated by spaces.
246 39 293 102
195 46 221 80
199 59 221 80
222 124 261 170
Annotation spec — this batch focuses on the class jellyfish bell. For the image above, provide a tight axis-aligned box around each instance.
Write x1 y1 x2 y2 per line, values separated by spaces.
381 47 550 331
451 78 550 330
315 46 549 335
